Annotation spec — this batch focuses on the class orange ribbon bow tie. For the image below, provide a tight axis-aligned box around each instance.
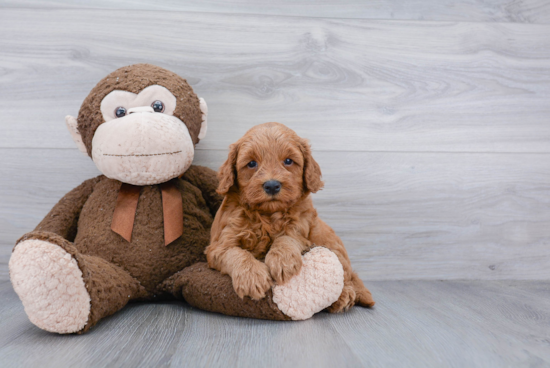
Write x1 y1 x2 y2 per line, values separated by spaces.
111 181 183 246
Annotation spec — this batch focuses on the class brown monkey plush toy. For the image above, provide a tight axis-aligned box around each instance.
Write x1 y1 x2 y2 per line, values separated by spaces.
10 64 346 334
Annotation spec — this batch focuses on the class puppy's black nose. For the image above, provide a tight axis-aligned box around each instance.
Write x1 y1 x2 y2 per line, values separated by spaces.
263 180 281 195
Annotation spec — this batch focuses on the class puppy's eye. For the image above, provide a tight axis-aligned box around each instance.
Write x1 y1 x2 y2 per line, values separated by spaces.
151 100 165 113
284 158 293 166
247 161 257 169
115 106 127 118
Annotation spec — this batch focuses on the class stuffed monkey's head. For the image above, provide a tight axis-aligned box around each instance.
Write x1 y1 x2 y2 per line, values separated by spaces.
65 64 207 186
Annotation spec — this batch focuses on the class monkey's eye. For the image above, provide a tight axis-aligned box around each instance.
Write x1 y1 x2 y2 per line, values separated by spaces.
284 158 293 166
247 161 257 169
115 106 127 118
151 100 165 113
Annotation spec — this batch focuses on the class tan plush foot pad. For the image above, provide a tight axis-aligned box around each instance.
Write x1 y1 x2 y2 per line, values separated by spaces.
9 239 91 333
272 247 344 320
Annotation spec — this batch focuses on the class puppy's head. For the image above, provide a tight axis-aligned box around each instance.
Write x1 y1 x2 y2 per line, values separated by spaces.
217 122 323 212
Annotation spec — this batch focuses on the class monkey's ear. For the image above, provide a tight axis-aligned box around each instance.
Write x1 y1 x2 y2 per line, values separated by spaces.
65 115 88 155
198 98 208 140
217 142 239 196
300 138 324 193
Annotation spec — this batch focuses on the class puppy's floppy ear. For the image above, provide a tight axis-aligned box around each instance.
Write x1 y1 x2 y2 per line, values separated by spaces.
217 142 239 195
299 138 324 193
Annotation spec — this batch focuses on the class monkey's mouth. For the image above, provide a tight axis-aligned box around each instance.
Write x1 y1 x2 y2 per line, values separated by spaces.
102 150 182 157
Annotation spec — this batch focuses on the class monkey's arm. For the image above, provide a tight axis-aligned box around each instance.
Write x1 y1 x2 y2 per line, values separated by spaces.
181 165 223 216
23 176 102 242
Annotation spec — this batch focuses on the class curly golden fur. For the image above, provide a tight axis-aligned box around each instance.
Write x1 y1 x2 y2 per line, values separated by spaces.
206 122 374 312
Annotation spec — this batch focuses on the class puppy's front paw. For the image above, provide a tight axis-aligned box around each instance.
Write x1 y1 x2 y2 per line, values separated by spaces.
327 285 356 313
265 248 303 285
231 261 273 300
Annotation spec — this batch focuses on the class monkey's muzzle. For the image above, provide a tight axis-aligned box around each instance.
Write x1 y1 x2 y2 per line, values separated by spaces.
91 112 195 186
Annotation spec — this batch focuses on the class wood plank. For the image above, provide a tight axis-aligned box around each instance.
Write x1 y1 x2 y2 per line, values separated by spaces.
0 282 361 368
1 280 549 367
329 280 550 367
0 281 37 349
171 307 362 367
1 9 550 153
2 148 549 280
1 0 550 24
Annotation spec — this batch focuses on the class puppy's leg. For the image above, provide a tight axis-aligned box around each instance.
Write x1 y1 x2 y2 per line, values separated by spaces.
229 249 273 300
326 267 376 312
326 263 357 313
310 219 375 313
327 251 376 312
265 235 307 285
206 242 273 300
351 271 375 307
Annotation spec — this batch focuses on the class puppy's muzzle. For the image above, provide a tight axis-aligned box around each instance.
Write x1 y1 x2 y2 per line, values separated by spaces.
263 180 281 195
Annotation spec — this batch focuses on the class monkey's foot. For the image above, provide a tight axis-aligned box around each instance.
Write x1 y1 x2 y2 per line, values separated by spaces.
9 239 91 333
272 247 344 320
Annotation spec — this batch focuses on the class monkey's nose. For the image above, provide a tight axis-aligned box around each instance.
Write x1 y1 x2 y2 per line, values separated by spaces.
263 180 281 195
127 106 154 114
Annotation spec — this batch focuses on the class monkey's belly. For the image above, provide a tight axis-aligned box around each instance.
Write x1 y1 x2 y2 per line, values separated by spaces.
73 178 211 294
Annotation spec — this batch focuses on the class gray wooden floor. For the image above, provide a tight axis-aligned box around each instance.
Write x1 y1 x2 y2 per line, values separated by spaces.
1 0 550 367
1 278 549 368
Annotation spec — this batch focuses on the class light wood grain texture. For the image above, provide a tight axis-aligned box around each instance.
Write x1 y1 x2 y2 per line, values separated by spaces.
2 148 549 280
1 9 550 153
2 0 550 24
0 279 549 367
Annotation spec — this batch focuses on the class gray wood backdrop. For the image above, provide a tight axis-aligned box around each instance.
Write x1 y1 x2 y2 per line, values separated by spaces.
1 0 550 282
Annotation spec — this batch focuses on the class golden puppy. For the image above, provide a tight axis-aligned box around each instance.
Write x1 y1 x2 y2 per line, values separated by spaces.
206 122 374 313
